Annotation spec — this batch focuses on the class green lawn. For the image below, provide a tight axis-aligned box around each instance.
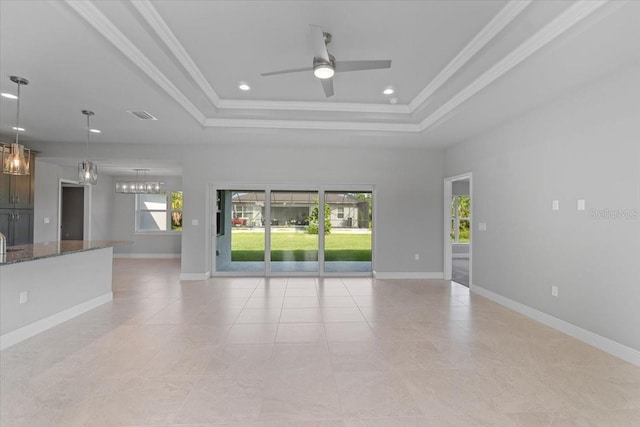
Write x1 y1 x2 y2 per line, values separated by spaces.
231 232 372 262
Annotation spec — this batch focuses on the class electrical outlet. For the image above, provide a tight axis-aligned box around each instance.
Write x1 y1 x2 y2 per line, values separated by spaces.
19 291 28 304
552 200 560 211
414 253 419 261
551 286 558 297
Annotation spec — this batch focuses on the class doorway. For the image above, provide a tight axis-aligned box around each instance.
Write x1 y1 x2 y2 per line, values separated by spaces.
58 180 91 241
444 173 472 287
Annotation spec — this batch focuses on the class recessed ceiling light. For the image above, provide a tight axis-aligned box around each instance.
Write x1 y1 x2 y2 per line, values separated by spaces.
1 92 18 100
383 87 395 95
12 126 25 131
90 128 101 134
238 82 251 91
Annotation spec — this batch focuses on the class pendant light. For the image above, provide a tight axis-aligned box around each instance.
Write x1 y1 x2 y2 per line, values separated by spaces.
78 109 98 185
2 76 31 175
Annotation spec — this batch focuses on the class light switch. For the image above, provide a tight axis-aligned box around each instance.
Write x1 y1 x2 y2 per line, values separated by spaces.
479 222 487 231
552 200 559 211
577 199 586 211
43 217 50 224
191 219 199 226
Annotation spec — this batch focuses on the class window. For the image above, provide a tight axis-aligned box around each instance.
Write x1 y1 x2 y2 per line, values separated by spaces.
336 207 344 219
136 191 182 232
451 195 470 243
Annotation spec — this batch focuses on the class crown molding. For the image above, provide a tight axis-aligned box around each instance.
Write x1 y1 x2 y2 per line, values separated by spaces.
131 0 220 106
217 99 411 114
203 118 420 133
409 0 531 113
418 0 609 132
65 0 206 124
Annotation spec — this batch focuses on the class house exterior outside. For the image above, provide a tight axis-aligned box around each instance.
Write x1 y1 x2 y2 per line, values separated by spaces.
230 191 370 229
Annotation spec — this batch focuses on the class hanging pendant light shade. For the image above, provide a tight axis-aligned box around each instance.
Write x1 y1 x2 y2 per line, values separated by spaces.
78 110 98 185
2 76 31 175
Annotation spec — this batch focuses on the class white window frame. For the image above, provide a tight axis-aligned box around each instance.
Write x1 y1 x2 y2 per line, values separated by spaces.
135 191 182 234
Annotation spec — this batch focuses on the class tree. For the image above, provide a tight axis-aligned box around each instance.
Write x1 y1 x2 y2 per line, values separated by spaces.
307 200 331 234
171 191 183 230
351 192 372 227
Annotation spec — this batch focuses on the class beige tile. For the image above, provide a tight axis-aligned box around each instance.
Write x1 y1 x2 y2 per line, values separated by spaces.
279 308 323 323
285 287 319 297
276 323 326 343
335 371 421 418
174 376 263 424
322 307 367 322
260 370 341 420
269 343 333 373
329 341 394 373
245 297 285 309
226 324 279 344
203 344 274 379
236 308 282 324
317 287 352 297
324 322 376 342
282 296 320 308
318 296 359 308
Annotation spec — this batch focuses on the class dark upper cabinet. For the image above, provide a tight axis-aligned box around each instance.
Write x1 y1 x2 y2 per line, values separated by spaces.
0 152 35 246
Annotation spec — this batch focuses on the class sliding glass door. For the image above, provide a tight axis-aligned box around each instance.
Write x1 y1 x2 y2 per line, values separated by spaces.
215 190 266 273
270 191 319 273
323 192 372 273
213 187 372 276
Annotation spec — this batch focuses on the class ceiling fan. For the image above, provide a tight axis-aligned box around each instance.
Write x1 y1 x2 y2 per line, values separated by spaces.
260 25 392 98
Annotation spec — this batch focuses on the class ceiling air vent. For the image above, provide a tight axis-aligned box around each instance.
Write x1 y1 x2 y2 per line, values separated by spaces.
127 110 157 120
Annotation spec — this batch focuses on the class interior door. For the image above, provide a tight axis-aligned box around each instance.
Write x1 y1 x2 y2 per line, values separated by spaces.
60 186 84 240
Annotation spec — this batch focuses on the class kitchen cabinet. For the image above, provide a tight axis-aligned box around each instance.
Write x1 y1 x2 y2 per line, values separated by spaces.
0 152 35 245
0 209 33 246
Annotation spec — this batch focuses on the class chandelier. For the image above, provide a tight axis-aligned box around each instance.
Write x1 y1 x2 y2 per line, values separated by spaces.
115 169 166 194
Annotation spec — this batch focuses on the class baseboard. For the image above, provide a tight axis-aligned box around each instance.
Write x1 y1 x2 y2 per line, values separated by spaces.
470 284 640 367
373 271 444 279
180 271 210 280
0 292 113 351
113 253 181 259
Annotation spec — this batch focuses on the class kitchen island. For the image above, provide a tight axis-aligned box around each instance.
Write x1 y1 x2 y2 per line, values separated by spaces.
0 240 130 349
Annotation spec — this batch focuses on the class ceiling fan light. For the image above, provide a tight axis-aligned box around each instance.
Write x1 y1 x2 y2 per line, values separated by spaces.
313 63 335 79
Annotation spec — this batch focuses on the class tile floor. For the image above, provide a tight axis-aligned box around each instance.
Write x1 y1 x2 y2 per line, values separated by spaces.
1 259 639 426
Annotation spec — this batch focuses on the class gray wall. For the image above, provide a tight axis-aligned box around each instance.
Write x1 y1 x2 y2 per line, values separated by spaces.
33 160 113 243
111 175 182 256
445 62 640 351
181 145 445 276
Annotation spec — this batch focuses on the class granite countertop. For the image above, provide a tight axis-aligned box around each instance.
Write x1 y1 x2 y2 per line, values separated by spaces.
0 240 132 265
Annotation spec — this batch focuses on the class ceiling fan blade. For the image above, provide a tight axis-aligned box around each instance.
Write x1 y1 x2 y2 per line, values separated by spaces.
320 78 334 97
310 25 330 61
335 60 392 73
260 66 313 77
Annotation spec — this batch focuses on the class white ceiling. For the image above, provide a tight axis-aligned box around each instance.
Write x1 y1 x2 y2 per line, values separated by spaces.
1 0 639 175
